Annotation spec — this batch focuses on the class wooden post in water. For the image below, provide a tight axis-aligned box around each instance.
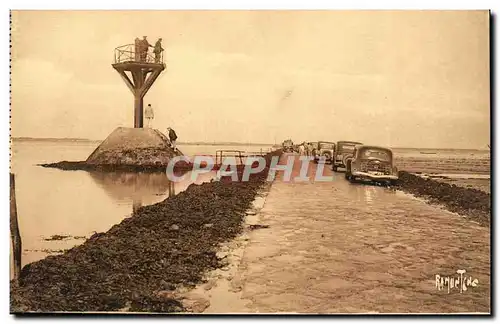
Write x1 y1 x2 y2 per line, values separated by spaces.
10 173 22 282
168 180 175 197
132 198 142 214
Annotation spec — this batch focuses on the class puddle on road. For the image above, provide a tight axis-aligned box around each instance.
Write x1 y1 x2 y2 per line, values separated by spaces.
346 183 398 205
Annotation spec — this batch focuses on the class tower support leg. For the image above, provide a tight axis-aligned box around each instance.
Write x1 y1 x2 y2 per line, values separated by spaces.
134 96 144 128
112 63 165 128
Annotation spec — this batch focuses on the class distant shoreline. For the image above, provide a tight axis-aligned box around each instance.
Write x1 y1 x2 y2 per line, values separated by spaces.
12 137 99 142
11 137 275 147
10 137 489 151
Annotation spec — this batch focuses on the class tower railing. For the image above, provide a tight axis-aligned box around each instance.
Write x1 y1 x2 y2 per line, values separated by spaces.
114 44 164 64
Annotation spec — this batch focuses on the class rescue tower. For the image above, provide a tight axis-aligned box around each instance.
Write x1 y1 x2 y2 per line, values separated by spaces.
112 42 165 128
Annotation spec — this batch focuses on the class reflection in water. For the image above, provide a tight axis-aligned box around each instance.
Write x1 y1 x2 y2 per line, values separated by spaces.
347 182 396 204
364 187 375 204
88 171 184 208
131 178 176 213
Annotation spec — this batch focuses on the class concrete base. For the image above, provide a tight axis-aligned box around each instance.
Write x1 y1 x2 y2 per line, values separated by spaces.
86 127 182 166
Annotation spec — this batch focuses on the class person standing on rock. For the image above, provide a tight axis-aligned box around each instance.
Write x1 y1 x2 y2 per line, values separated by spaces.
167 127 178 151
144 104 154 128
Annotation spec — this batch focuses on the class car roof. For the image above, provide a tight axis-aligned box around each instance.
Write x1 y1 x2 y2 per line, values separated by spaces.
337 141 363 145
318 141 335 144
355 145 393 152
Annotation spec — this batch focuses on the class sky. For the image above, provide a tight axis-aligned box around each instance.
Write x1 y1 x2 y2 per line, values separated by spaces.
10 10 490 148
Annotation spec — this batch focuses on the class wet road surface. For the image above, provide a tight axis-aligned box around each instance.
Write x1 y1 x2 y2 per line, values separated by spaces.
206 153 490 313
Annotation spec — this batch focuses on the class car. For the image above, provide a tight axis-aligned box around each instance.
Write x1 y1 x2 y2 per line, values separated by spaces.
344 145 399 185
332 141 363 171
282 139 294 152
312 141 336 163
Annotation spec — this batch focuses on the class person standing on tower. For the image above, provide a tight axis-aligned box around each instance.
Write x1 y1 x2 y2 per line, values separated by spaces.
167 127 178 151
134 37 141 62
140 36 152 62
144 104 154 128
153 38 164 63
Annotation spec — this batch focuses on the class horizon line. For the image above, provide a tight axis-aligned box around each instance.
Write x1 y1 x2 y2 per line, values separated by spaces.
11 136 275 146
10 136 489 151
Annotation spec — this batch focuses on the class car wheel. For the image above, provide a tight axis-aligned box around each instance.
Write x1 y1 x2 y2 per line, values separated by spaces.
347 174 357 183
332 165 338 172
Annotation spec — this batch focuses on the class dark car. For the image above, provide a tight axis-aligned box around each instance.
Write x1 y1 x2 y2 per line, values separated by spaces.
312 141 336 164
345 145 399 185
332 141 363 171
282 139 294 153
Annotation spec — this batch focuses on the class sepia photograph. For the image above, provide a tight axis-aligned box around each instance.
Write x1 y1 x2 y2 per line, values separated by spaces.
9 9 491 314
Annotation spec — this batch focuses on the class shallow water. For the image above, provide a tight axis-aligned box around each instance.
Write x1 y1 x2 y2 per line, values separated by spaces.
10 140 273 273
423 173 490 180
392 148 490 160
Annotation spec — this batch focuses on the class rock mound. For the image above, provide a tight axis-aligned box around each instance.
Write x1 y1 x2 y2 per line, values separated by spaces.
86 127 181 166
